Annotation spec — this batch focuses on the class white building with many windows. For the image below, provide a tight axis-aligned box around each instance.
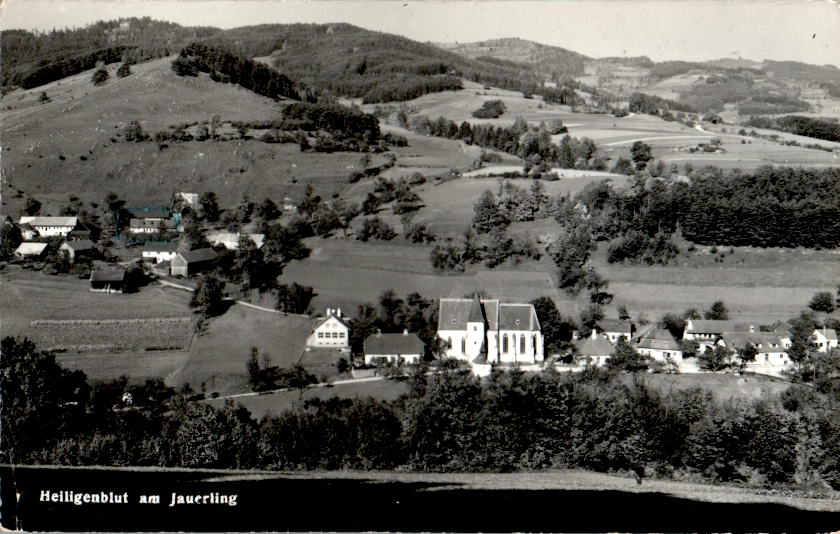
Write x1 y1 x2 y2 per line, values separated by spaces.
18 216 77 237
437 295 543 365
306 308 351 351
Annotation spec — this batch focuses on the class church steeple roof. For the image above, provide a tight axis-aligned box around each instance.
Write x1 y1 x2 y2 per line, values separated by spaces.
467 293 485 323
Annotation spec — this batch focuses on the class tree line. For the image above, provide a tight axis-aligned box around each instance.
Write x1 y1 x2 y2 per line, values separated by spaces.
3 336 839 489
745 115 840 143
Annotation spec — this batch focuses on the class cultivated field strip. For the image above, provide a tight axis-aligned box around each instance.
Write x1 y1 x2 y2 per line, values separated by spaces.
27 317 194 352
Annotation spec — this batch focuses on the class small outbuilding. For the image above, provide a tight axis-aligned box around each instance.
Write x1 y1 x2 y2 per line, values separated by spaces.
364 330 425 365
90 268 126 293
14 242 48 259
141 241 179 264
574 330 615 367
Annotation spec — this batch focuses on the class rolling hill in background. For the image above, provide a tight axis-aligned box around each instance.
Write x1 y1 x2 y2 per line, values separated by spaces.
439 37 590 79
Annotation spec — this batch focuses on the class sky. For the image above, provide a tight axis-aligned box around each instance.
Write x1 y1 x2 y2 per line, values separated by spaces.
1 0 839 67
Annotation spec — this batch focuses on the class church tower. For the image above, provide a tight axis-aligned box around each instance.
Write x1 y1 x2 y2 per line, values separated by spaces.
465 294 487 361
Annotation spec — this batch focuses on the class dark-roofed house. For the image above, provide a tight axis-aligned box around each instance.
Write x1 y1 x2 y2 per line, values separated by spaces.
437 295 543 365
364 330 425 365
575 330 615 367
128 218 175 235
90 268 126 293
597 319 633 344
128 207 171 221
683 319 754 351
170 248 218 277
635 329 683 364
59 239 95 263
306 308 352 351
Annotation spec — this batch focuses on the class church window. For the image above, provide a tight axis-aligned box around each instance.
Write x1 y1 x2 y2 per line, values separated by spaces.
520 334 525 353
461 337 466 353
502 335 509 353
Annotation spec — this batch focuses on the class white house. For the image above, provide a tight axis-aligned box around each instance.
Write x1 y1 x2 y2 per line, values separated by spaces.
59 239 95 263
206 231 265 250
17 222 38 240
14 242 48 259
141 242 179 264
718 332 791 372
437 295 543 365
364 330 425 365
813 328 838 353
635 329 683 366
19 216 77 237
574 330 614 367
306 308 351 351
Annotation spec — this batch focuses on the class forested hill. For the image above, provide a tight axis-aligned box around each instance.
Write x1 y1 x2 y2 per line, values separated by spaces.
0 18 219 89
440 37 591 79
207 23 540 102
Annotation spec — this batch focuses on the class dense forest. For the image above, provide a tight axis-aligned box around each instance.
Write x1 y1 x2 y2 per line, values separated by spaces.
173 42 300 101
575 166 840 249
745 115 840 143
3 336 839 489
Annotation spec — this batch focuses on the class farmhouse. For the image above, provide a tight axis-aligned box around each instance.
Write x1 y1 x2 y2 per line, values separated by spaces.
597 319 633 344
437 295 544 365
206 231 265 250
14 242 48 259
68 222 98 241
59 239 95 263
635 329 683 364
17 222 38 240
170 248 218 277
363 330 425 365
683 319 754 350
128 218 175 235
574 330 614 367
90 268 126 293
306 308 351 351
19 216 78 237
141 242 179 264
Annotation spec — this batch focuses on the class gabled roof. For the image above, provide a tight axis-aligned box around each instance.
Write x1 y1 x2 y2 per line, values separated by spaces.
207 231 265 249
128 207 170 219
686 320 752 335
816 328 838 341
142 241 179 252
498 304 539 331
17 222 36 232
177 248 218 263
15 242 47 255
61 239 95 251
313 312 352 330
575 334 614 357
598 319 632 333
364 332 425 355
438 298 500 330
636 329 682 351
19 216 77 227
90 268 126 282
720 332 786 352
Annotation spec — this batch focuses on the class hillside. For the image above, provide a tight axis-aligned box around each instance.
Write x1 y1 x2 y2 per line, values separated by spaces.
0 57 382 214
440 37 590 79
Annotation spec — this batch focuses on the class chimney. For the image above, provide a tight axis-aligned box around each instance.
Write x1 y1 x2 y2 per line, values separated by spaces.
326 308 332 317
590 330 598 340
376 329 382 337
337 308 341 317
749 325 755 333
403 329 408 335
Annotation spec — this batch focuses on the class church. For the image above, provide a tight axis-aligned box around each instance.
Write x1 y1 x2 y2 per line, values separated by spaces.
437 295 544 364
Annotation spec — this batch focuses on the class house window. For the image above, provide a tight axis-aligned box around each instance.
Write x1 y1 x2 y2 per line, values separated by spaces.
474 326 477 331
520 334 525 353
317 332 324 338
502 335 509 353
339 332 345 338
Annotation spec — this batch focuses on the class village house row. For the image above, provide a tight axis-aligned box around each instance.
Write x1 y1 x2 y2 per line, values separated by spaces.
8 203 837 377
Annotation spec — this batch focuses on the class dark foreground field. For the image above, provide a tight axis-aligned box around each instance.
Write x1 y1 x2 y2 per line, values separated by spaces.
2 466 838 532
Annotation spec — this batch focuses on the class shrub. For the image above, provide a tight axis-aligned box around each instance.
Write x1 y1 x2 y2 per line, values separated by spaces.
472 99 507 119
357 217 396 242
